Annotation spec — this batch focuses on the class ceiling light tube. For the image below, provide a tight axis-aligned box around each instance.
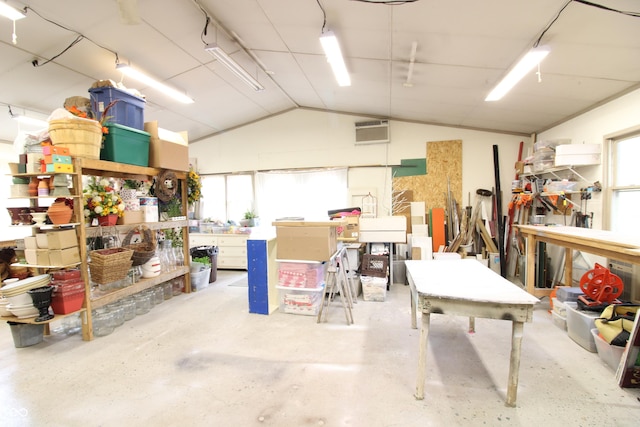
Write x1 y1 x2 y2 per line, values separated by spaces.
0 2 25 20
14 115 48 128
319 30 351 87
204 43 265 91
116 63 194 104
485 45 550 102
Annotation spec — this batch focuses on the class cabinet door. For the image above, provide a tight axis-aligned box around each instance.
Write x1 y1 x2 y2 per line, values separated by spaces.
218 235 249 247
189 234 218 248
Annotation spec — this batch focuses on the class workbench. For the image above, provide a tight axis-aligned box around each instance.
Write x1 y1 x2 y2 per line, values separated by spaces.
516 225 640 298
405 259 539 407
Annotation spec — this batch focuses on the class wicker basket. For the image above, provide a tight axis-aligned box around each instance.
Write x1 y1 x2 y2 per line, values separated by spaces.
89 247 134 266
48 118 102 159
89 260 133 285
122 225 157 266
88 247 133 285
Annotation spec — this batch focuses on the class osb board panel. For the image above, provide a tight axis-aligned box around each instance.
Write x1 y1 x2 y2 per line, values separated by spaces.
393 140 462 214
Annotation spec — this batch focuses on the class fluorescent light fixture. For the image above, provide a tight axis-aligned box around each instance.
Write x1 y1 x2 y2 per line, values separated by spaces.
13 115 48 128
0 2 25 20
319 30 351 87
204 43 264 91
116 63 194 104
485 45 550 101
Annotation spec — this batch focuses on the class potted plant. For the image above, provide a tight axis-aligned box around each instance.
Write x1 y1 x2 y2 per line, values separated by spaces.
241 209 258 227
119 179 141 201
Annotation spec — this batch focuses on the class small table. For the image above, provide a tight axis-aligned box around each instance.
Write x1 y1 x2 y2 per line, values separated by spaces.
405 259 539 407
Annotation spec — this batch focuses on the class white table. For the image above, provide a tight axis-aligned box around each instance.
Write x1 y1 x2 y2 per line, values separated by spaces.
405 259 539 407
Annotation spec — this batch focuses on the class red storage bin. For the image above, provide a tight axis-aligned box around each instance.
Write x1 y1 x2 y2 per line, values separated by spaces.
50 289 85 314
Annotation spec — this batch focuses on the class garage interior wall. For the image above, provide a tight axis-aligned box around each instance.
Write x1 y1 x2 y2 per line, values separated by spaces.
189 108 524 218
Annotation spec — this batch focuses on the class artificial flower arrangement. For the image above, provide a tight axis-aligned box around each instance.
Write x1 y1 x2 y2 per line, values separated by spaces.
83 177 125 219
187 166 202 205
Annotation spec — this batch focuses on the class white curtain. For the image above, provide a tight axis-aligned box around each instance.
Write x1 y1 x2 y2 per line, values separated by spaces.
255 168 348 224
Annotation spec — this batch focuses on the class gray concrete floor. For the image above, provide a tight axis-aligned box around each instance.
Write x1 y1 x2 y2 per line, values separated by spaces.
1 270 640 427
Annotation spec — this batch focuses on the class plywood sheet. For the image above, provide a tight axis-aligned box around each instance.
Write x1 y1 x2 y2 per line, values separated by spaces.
393 140 462 214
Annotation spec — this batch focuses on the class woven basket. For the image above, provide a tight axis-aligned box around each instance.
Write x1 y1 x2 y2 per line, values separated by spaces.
122 225 157 266
89 260 133 285
48 118 102 159
89 247 134 266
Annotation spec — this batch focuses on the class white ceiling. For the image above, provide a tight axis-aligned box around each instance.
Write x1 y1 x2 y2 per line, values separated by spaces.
1 0 639 144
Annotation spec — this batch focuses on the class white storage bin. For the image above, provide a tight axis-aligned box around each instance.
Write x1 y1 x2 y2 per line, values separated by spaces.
191 268 211 292
361 275 387 302
591 328 625 371
566 304 599 353
276 285 323 316
551 310 567 331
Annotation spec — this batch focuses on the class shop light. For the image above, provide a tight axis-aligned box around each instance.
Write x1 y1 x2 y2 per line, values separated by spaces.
116 63 194 104
485 46 550 101
204 43 264 92
13 114 48 128
0 2 25 21
319 30 351 87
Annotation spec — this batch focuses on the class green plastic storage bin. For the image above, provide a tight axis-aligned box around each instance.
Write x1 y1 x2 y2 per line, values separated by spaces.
100 123 150 167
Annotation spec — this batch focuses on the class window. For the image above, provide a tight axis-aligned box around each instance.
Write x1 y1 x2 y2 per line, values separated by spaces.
609 133 640 233
199 169 348 226
255 168 348 224
199 174 253 223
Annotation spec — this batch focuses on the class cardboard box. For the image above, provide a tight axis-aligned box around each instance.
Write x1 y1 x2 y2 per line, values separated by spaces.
35 234 49 249
49 247 81 266
46 229 78 249
117 210 144 225
333 216 359 239
35 250 49 265
276 226 337 261
144 121 189 172
359 230 406 243
24 236 38 250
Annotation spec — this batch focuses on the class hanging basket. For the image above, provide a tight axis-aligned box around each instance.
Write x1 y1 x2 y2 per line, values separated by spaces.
122 225 157 266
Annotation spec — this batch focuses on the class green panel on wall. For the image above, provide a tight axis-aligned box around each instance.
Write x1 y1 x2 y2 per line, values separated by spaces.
392 158 427 177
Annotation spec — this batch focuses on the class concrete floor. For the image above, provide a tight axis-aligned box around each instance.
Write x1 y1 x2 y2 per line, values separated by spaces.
1 270 640 427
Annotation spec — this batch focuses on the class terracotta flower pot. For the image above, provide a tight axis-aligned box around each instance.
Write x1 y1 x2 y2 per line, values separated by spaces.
47 201 73 225
97 214 118 226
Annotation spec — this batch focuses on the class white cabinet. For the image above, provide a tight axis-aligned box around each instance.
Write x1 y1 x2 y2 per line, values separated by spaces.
217 235 249 269
189 233 217 248
189 233 249 270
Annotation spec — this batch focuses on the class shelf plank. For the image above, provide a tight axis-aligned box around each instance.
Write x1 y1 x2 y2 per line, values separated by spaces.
11 262 81 269
83 219 189 237
1 310 86 325
78 158 186 180
90 267 189 308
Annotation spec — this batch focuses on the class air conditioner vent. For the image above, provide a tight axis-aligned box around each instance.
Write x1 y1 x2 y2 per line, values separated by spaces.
355 119 389 145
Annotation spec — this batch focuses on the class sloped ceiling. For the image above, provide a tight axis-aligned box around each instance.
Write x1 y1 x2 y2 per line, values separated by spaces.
0 0 639 144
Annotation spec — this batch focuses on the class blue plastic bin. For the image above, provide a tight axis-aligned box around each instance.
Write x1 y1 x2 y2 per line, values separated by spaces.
88 87 146 130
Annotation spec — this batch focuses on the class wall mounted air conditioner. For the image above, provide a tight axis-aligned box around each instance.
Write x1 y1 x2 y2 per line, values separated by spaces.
608 259 640 302
355 120 390 145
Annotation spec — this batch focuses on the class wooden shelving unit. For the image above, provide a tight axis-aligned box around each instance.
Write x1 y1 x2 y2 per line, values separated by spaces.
4 157 192 342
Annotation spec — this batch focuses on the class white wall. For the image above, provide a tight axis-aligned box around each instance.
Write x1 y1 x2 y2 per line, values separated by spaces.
536 87 640 231
190 108 526 217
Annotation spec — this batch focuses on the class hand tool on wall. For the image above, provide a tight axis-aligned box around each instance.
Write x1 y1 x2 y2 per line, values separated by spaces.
492 145 506 277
